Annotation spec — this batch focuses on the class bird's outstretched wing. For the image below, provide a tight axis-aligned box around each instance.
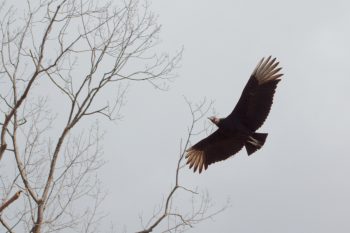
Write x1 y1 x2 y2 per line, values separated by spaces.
186 130 245 173
227 56 283 131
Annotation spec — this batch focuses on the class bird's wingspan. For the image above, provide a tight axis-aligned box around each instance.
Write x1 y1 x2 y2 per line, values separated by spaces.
186 130 245 173
228 56 283 131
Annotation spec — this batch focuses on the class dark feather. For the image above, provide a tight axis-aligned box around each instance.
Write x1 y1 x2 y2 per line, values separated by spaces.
186 130 245 173
227 56 283 131
186 56 283 173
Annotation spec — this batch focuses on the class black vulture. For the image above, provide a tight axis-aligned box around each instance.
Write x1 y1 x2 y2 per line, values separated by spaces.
186 56 283 173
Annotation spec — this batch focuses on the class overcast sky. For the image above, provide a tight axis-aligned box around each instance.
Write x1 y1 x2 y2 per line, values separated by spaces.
99 0 350 232
5 0 350 232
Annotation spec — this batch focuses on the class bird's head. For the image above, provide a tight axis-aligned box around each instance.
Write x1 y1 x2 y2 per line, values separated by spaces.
208 116 221 126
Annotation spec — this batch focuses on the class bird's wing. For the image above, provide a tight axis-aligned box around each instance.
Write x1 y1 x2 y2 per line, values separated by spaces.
227 56 283 131
186 130 245 173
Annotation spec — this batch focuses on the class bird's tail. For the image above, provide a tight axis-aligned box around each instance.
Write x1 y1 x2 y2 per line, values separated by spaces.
245 133 268 156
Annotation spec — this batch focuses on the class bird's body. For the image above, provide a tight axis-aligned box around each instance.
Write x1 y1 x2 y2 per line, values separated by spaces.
186 56 283 173
220 114 250 134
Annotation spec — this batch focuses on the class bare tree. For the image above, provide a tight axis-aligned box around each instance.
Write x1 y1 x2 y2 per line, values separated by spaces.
0 0 180 232
0 0 227 233
136 99 229 233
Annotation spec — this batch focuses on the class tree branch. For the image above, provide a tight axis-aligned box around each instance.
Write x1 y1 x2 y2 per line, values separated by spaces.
136 99 225 233
0 191 22 212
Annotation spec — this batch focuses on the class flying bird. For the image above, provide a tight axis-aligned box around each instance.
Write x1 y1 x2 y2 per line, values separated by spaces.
186 56 283 173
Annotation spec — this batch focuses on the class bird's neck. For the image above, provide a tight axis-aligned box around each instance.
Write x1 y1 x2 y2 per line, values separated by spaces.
216 118 225 128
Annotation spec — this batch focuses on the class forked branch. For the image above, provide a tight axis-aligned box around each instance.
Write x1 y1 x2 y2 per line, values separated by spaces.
137 99 228 233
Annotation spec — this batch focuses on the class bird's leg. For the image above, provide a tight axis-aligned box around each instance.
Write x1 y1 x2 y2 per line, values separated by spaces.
247 136 262 147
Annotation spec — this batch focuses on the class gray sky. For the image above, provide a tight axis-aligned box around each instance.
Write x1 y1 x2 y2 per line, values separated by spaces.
99 0 350 232
5 0 350 232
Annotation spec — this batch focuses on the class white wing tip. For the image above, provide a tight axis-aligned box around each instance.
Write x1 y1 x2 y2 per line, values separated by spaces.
252 56 283 84
186 149 206 173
